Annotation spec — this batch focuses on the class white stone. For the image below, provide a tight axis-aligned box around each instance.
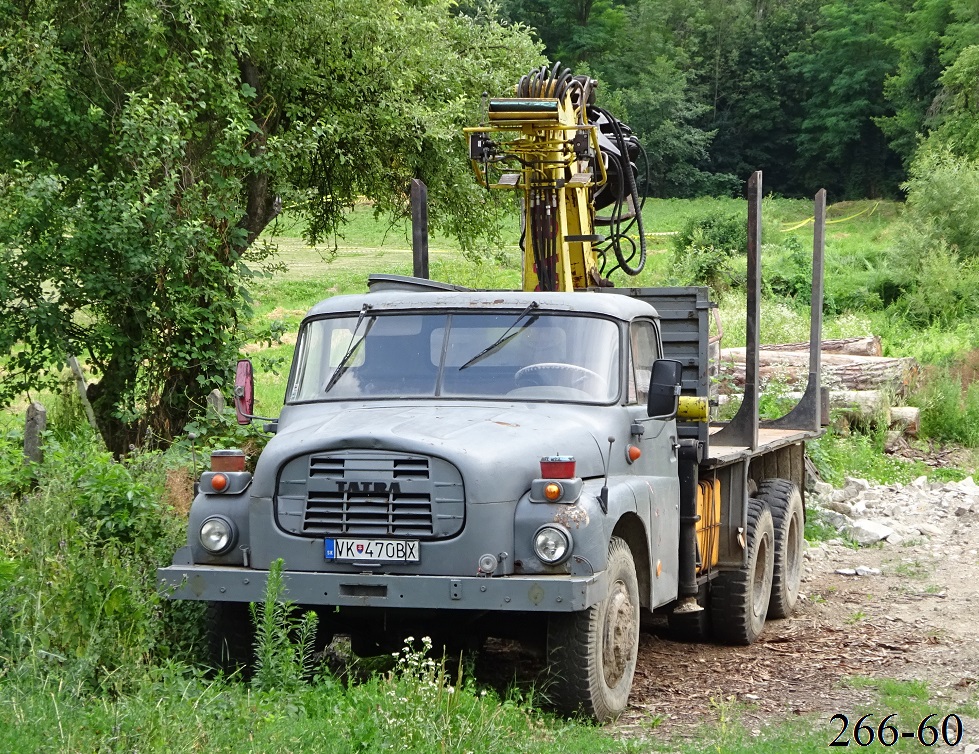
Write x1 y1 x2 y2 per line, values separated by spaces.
855 566 881 576
813 481 834 497
850 519 894 546
958 475 977 489
835 568 857 576
916 522 943 537
859 489 883 506
820 510 854 531
845 477 872 492
885 533 905 546
823 500 855 515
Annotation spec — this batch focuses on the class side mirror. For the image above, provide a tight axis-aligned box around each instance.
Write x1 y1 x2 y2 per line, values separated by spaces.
234 359 254 425
647 359 682 419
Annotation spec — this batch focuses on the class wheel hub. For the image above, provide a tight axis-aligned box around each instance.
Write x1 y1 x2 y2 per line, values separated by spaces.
602 581 636 687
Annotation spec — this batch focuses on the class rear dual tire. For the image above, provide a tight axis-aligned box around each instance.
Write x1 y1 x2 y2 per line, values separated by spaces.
757 479 805 619
710 498 774 645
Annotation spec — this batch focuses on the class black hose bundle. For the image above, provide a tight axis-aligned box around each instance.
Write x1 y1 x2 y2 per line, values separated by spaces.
590 105 648 278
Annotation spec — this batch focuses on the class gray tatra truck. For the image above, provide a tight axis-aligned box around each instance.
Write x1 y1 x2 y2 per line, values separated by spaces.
159 185 827 721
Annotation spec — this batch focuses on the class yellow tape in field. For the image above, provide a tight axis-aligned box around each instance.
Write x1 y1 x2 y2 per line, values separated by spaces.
781 202 879 232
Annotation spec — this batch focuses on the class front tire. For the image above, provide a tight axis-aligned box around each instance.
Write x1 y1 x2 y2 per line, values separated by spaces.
757 479 804 619
710 498 774 645
547 536 640 721
207 601 255 675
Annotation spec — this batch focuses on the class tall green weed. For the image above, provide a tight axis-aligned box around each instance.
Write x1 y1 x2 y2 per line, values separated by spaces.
0 432 203 687
807 428 923 487
910 368 979 447
251 559 320 691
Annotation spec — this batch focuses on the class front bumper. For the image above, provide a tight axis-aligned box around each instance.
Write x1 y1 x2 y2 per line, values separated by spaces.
157 563 607 612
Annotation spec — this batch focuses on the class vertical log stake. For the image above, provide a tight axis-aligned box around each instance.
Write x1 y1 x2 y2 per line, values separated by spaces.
24 401 46 464
411 178 430 279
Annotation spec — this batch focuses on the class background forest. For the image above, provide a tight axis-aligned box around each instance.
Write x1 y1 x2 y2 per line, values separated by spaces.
499 0 979 199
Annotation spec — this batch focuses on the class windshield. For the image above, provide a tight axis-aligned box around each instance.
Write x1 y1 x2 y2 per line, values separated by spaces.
287 311 621 403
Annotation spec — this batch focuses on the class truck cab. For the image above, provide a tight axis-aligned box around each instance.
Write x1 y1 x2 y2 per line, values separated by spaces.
162 279 686 719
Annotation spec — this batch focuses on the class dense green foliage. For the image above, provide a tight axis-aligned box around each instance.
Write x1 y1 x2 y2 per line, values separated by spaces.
0 429 635 751
0 0 540 452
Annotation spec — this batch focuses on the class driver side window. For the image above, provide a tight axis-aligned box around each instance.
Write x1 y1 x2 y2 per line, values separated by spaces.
629 320 660 405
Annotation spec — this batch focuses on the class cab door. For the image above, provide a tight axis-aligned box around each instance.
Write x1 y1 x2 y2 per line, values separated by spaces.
625 318 680 606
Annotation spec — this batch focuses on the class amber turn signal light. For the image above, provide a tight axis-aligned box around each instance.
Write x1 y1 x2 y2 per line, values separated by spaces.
543 482 563 501
627 445 642 463
211 473 229 492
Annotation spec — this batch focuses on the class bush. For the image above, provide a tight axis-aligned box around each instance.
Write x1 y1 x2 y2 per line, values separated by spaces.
0 433 204 687
762 235 812 303
883 149 979 326
670 211 748 289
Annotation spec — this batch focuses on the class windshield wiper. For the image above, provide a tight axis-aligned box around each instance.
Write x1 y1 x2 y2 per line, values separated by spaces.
458 301 539 371
323 304 374 393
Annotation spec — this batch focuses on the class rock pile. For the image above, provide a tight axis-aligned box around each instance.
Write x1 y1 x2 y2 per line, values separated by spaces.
807 475 979 548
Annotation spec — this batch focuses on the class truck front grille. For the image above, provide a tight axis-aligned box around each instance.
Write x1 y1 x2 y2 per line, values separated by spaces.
276 450 465 539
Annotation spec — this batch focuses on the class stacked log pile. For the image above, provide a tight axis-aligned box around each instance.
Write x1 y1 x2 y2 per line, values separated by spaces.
717 337 920 437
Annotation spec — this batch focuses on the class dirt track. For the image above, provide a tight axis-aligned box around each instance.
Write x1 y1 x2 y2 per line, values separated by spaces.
476 533 979 748
621 536 979 748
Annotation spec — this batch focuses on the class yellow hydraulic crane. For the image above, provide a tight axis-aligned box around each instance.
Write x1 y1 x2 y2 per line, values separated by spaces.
465 64 648 292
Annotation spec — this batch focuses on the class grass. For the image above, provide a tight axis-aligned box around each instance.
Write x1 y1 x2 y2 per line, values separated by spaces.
0 663 631 753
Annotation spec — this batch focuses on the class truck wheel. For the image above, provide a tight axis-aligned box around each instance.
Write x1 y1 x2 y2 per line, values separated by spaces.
756 479 804 619
207 601 255 675
546 536 639 721
710 498 774 645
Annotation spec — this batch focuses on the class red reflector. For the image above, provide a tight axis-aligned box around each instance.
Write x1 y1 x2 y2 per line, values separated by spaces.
540 456 575 479
211 473 229 492
628 445 642 463
211 449 246 472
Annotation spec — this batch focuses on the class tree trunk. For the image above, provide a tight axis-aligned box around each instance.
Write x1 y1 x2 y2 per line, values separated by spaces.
744 336 881 356
717 350 918 396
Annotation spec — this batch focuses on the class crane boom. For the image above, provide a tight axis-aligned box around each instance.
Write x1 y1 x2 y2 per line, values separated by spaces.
465 64 647 292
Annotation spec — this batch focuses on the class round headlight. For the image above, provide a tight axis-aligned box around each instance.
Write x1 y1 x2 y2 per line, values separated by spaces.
533 525 572 565
200 516 236 555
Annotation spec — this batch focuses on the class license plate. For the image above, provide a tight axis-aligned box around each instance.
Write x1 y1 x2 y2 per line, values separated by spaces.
325 538 419 562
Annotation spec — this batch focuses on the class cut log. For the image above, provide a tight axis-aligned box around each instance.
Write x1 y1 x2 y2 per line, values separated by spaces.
717 350 918 397
889 406 920 436
750 336 882 357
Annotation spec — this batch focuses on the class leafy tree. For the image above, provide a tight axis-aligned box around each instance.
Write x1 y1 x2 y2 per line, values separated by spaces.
790 0 909 197
0 0 541 453
499 0 627 66
683 0 821 195
591 0 725 196
879 0 954 166
931 44 979 156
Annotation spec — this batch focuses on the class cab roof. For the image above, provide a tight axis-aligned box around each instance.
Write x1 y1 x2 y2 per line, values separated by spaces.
305 284 659 322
